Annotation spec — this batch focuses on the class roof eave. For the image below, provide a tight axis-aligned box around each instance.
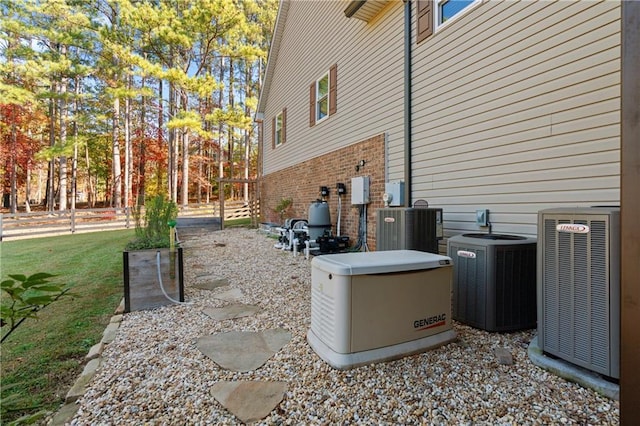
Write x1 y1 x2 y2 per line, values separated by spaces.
256 0 290 118
345 0 391 22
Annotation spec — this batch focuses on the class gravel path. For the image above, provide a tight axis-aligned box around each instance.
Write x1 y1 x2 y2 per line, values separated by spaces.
71 228 619 425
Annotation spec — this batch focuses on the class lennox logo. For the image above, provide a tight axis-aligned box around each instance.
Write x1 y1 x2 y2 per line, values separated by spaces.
457 250 476 259
384 217 395 223
556 224 590 234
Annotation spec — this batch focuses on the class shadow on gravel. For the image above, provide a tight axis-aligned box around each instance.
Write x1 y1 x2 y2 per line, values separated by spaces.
176 217 221 238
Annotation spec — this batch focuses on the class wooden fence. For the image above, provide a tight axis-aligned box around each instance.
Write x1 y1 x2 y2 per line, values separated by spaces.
0 200 259 241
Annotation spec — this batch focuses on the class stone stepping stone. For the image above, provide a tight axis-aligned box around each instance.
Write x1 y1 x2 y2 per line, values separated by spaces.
192 277 230 291
211 381 287 423
196 329 291 372
202 304 260 321
494 347 514 365
213 288 243 301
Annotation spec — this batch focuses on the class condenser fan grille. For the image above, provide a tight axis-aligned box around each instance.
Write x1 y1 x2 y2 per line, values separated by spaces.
539 208 619 379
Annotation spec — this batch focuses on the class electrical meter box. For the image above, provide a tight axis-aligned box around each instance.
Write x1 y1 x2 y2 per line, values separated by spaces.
351 176 370 205
384 182 405 206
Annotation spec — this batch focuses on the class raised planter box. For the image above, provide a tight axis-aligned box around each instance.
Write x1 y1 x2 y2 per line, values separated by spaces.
123 247 184 312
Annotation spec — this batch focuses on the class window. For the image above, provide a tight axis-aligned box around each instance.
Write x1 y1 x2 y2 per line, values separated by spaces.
272 108 286 149
309 64 337 127
436 0 475 28
275 111 283 146
417 0 478 43
316 73 329 122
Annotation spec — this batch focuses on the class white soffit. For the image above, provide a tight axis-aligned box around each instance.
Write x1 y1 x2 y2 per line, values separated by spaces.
344 0 391 23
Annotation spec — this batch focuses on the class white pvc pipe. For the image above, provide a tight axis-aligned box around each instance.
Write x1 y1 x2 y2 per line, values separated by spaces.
305 239 320 260
156 251 192 305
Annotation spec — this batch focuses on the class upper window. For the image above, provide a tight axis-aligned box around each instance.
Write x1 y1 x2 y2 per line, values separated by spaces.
309 64 337 127
417 0 479 44
436 0 476 28
272 108 286 149
316 72 330 122
275 111 284 146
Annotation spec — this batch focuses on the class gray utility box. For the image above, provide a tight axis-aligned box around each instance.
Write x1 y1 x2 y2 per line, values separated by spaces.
447 233 537 332
538 207 620 379
376 207 443 254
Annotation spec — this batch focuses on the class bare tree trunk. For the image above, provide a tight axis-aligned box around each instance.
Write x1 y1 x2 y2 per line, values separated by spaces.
124 76 132 208
58 45 68 211
181 91 190 207
9 107 18 214
167 84 173 199
168 82 178 202
10 158 18 213
59 153 67 209
25 163 31 213
244 128 249 202
36 159 43 205
137 74 147 205
181 130 190 206
84 144 94 207
71 76 80 212
218 57 225 197
6 37 18 213
157 79 164 195
228 59 234 199
197 96 204 204
112 97 122 208
172 123 179 203
197 140 203 204
25 129 34 211
244 63 251 202
205 150 211 203
47 88 56 211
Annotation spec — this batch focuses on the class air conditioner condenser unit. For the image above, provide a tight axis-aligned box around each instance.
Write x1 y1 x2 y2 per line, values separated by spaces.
537 207 620 379
307 250 456 369
376 207 443 254
447 233 537 332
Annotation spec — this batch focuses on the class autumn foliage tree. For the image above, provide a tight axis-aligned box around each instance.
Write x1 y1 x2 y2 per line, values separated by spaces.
0 0 278 212
0 103 48 213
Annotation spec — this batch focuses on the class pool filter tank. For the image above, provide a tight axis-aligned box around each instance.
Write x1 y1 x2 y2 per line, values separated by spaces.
308 200 332 240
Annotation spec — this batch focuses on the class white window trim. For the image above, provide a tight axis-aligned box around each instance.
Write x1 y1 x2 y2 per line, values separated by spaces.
434 0 480 32
315 71 330 123
275 111 283 146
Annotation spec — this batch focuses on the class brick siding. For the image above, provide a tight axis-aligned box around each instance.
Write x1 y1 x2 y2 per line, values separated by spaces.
261 133 386 251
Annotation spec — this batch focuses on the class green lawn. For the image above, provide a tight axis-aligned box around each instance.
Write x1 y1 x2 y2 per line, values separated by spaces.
1 229 134 424
223 217 254 228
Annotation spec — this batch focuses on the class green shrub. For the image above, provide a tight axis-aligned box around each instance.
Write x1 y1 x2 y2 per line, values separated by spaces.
126 195 178 250
1 273 73 344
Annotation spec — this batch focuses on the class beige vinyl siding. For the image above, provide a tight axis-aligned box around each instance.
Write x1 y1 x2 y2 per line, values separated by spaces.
411 0 621 237
262 1 406 180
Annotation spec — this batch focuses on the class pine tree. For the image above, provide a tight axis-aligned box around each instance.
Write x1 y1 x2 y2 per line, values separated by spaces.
1 0 279 212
